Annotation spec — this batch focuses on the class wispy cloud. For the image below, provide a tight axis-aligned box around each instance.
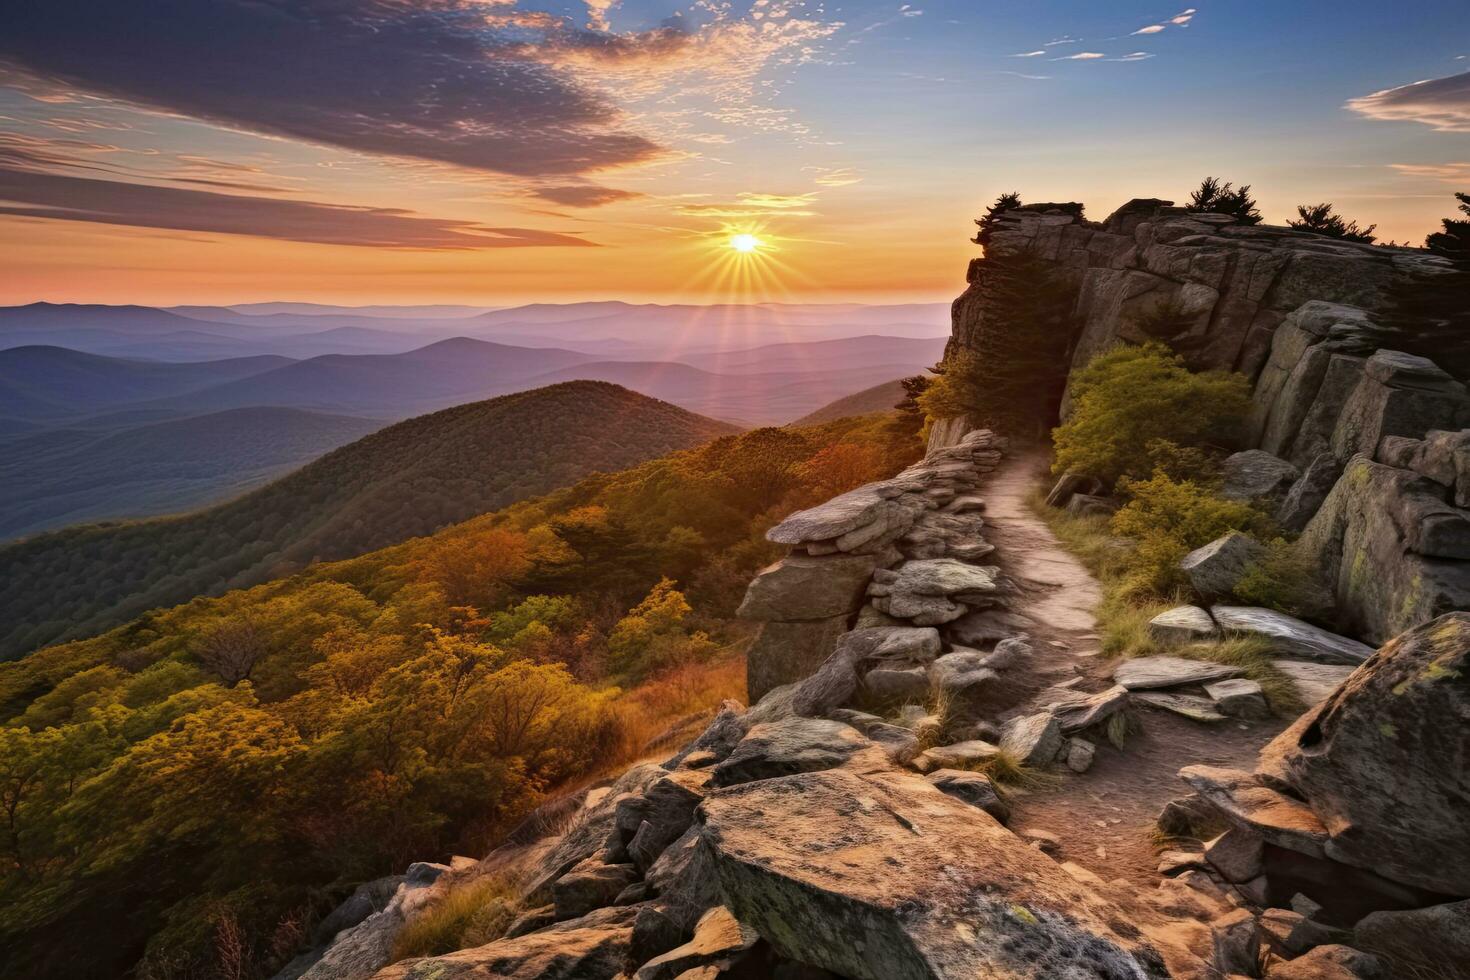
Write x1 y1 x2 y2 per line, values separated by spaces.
1055 52 1106 61
1012 51 1047 58
675 190 819 217
1347 71 1470 133
1131 8 1196 36
1390 161 1470 182
0 166 597 248
1045 36 1082 47
1114 52 1155 62
807 166 863 187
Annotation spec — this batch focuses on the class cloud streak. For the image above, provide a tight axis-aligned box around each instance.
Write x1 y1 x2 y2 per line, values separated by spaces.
0 0 663 184
1347 71 1470 132
0 166 597 249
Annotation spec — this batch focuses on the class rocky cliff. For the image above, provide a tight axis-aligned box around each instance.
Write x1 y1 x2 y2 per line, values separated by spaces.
957 200 1470 643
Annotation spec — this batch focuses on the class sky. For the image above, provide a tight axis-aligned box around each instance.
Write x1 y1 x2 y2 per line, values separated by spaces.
0 0 1466 306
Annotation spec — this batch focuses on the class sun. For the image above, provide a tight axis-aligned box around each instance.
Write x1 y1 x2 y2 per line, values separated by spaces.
729 233 763 253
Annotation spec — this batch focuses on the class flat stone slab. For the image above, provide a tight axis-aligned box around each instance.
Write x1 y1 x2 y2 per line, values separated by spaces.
912 739 1001 774
1043 684 1130 733
1203 678 1270 719
1270 659 1356 706
766 486 889 544
1147 605 1218 644
1114 656 1244 690
1179 765 1329 859
1211 606 1375 665
1134 691 1228 723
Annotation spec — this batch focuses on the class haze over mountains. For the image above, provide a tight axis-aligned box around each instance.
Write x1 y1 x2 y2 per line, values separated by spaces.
0 301 941 538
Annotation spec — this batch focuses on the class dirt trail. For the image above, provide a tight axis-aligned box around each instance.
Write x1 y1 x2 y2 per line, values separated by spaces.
979 448 1289 885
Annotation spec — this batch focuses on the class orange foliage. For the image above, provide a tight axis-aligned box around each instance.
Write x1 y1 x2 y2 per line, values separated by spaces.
414 528 531 609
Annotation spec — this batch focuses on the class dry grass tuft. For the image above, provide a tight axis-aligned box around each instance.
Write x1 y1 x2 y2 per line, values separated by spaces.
606 653 746 765
1173 637 1304 716
389 874 520 963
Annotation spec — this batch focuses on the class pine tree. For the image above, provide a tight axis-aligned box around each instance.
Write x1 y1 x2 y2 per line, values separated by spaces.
1188 177 1263 224
1288 203 1377 243
973 191 1022 246
1426 191 1470 259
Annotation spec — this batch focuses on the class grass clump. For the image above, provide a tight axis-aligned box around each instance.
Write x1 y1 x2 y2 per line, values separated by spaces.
970 747 1062 790
1172 637 1305 716
390 875 521 963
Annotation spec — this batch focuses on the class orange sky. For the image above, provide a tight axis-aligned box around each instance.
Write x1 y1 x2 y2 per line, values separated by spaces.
0 1 1466 306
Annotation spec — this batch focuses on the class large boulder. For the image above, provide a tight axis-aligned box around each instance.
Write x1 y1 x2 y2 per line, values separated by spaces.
737 553 877 621
1219 450 1301 504
709 718 886 788
1298 455 1470 643
697 767 1171 979
1331 350 1470 462
1114 656 1243 691
1179 532 1267 600
1353 899 1470 979
1147 606 1218 645
1277 453 1343 533
1258 612 1470 896
745 615 850 703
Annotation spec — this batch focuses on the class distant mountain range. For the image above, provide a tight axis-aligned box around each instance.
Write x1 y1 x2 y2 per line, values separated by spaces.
0 381 735 660
0 333 943 428
0 300 948 361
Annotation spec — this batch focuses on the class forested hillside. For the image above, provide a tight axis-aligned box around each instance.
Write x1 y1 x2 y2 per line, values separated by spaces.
792 376 912 424
0 406 922 979
0 382 735 661
0 407 384 540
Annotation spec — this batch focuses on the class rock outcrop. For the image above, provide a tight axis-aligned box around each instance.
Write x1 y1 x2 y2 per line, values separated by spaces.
1160 612 1470 977
960 199 1470 644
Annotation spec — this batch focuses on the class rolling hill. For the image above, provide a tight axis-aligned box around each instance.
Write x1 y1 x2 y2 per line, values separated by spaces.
0 381 736 660
792 377 914 424
525 360 929 425
0 407 385 541
0 346 293 421
137 337 595 417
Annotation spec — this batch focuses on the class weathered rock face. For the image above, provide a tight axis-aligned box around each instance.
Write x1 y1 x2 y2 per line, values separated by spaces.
697 767 1171 980
957 201 1470 644
1259 612 1470 897
956 204 1449 383
1296 457 1470 642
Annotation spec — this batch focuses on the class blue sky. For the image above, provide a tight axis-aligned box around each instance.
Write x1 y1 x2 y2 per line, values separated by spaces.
0 0 1464 303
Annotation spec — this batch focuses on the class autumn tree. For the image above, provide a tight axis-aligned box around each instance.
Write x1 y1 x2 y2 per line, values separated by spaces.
415 528 531 610
193 618 267 686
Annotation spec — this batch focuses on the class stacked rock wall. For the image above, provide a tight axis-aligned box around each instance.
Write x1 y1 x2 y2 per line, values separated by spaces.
738 430 1002 701
954 200 1470 643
